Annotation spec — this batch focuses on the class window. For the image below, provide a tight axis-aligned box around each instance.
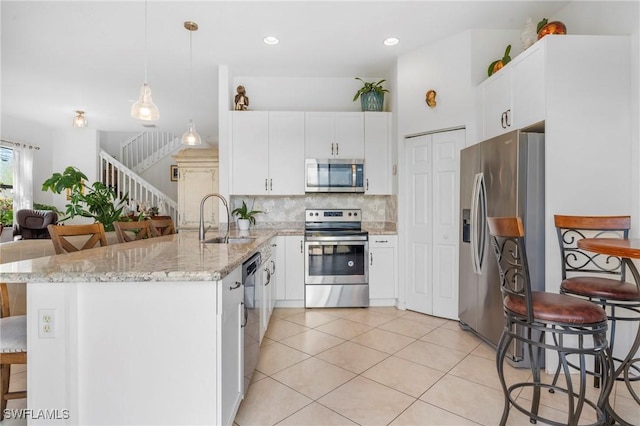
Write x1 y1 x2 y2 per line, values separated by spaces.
0 145 13 192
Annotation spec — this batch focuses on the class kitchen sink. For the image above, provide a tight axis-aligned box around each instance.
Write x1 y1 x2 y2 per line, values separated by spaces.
202 236 257 244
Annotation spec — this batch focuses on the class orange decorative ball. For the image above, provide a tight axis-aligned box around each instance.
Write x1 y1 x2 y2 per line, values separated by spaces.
537 21 567 39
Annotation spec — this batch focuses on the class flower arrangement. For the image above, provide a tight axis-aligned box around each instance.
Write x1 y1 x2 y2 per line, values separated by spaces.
0 196 13 227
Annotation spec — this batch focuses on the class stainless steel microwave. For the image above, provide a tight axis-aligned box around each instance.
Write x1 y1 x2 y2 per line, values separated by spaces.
305 159 365 193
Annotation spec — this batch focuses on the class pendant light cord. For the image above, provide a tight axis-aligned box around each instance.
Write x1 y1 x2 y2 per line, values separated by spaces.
144 0 148 83
189 29 193 121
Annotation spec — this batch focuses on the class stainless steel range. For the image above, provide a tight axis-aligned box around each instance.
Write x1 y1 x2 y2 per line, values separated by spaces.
304 209 369 308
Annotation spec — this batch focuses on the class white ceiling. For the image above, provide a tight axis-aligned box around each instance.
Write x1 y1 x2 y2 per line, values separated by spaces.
1 1 570 144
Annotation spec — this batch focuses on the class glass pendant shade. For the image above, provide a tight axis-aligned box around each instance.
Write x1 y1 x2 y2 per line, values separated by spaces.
131 83 160 121
72 110 87 128
182 120 202 146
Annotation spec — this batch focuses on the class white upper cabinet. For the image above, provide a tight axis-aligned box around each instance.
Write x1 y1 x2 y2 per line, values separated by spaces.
231 111 269 194
305 112 364 159
479 68 512 139
364 112 391 195
268 112 305 195
231 111 305 195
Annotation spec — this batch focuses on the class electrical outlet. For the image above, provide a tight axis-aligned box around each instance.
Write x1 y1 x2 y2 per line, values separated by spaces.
38 309 56 338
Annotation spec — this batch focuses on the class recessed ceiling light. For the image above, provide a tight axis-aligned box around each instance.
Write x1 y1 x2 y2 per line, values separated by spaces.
384 37 399 46
263 36 279 45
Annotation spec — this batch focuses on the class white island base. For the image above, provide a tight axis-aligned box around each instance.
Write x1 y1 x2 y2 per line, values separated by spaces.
24 268 245 425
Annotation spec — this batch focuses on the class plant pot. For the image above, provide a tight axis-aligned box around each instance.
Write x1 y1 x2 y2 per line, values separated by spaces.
237 219 250 231
360 92 384 111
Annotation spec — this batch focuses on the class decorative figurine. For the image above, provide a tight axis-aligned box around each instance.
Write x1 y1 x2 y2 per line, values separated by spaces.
426 89 437 108
234 85 249 111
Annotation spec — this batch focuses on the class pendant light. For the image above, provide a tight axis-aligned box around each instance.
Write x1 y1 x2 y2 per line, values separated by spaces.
131 0 160 121
72 110 87 128
181 21 202 146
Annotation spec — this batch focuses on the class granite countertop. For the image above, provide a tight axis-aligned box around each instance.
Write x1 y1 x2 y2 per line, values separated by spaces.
0 230 279 284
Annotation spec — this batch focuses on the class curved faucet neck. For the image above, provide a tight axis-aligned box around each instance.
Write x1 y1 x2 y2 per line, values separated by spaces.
199 193 231 243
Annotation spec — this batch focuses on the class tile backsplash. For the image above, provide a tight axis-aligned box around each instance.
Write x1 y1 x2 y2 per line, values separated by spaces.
230 195 397 226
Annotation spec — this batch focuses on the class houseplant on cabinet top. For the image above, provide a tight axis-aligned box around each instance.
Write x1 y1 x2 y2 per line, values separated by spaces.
353 77 389 111
231 200 262 231
42 166 127 232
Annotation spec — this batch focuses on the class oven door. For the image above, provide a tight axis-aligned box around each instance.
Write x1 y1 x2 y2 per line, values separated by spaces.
304 239 369 285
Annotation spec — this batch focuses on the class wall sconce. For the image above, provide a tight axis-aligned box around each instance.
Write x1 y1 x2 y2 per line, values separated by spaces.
72 110 87 128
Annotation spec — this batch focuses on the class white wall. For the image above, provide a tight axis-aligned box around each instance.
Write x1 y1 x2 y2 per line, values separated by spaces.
98 131 139 160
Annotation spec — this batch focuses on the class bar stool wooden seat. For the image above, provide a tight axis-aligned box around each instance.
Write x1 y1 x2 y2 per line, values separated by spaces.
487 217 613 425
0 283 27 420
554 215 640 388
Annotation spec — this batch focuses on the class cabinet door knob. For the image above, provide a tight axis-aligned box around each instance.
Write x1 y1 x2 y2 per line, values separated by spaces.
331 143 334 156
265 178 268 191
505 109 511 127
300 240 304 253
269 179 273 191
366 178 369 191
336 143 339 156
370 252 373 266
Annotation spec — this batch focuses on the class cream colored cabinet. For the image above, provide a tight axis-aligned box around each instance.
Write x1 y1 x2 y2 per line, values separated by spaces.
305 112 364 159
368 235 397 303
173 148 219 231
231 111 305 195
364 112 392 195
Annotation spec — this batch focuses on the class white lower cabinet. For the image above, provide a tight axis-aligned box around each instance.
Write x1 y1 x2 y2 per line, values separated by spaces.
368 235 397 304
219 267 243 426
260 253 273 342
273 235 305 306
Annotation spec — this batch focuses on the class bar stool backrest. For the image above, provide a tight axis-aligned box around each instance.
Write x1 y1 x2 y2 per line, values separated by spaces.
554 215 630 281
487 217 534 324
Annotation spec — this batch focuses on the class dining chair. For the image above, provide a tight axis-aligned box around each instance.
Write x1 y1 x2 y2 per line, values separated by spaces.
487 216 613 425
148 218 176 237
0 283 27 420
114 221 152 243
554 215 640 388
47 223 108 254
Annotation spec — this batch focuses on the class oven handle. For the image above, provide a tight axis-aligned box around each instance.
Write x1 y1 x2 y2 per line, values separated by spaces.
305 240 369 245
305 236 368 242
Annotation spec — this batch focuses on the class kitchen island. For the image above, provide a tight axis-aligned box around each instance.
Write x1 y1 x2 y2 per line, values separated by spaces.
0 230 278 425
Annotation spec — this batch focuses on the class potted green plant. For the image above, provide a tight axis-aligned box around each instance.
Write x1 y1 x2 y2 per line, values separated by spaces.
42 166 128 232
353 77 389 111
231 200 262 231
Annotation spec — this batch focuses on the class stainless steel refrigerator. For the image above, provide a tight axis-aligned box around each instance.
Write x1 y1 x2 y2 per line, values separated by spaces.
458 129 545 367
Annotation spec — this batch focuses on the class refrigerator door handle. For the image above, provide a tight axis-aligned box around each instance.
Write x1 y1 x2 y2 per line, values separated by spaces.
470 173 487 274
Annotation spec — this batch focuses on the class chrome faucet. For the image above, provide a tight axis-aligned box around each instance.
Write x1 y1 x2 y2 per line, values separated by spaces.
199 193 230 243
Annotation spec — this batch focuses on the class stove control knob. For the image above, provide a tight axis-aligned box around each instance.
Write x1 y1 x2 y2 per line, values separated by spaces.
315 212 319 216
354 212 358 216
309 212 313 217
348 212 352 216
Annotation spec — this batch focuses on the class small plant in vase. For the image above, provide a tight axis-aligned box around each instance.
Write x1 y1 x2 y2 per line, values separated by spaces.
353 77 389 111
231 200 262 231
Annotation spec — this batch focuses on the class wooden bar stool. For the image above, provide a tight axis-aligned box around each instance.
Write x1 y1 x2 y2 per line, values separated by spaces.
488 217 613 425
0 283 27 420
553 215 640 389
148 218 176 237
47 223 108 254
114 221 152 243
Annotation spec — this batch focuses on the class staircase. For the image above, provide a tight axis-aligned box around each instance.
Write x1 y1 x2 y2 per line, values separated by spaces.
99 150 178 223
120 131 182 174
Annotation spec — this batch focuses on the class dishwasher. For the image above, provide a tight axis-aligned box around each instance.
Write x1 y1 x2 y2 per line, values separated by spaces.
242 252 261 393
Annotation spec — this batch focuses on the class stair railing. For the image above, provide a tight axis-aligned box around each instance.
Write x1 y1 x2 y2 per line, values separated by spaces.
120 131 181 174
99 150 178 223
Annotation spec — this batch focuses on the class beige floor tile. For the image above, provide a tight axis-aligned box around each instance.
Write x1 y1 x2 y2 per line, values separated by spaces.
613 394 640 424
449 354 531 392
280 329 345 355
351 328 414 354
315 318 373 340
250 371 267 384
615 376 640 401
271 307 306 319
315 307 365 318
395 340 467 372
440 319 464 331
285 310 342 328
470 341 496 361
345 309 395 327
272 357 356 400
506 395 581 426
319 376 414 426
378 317 436 339
420 327 482 354
316 341 388 374
401 311 449 328
235 377 312 426
389 400 479 425
368 306 407 318
362 355 445 398
256 342 310 376
263 318 309 341
420 374 506 425
261 337 276 347
276 402 357 425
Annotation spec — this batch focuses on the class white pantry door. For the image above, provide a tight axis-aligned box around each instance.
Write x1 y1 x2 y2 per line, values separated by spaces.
405 129 465 319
